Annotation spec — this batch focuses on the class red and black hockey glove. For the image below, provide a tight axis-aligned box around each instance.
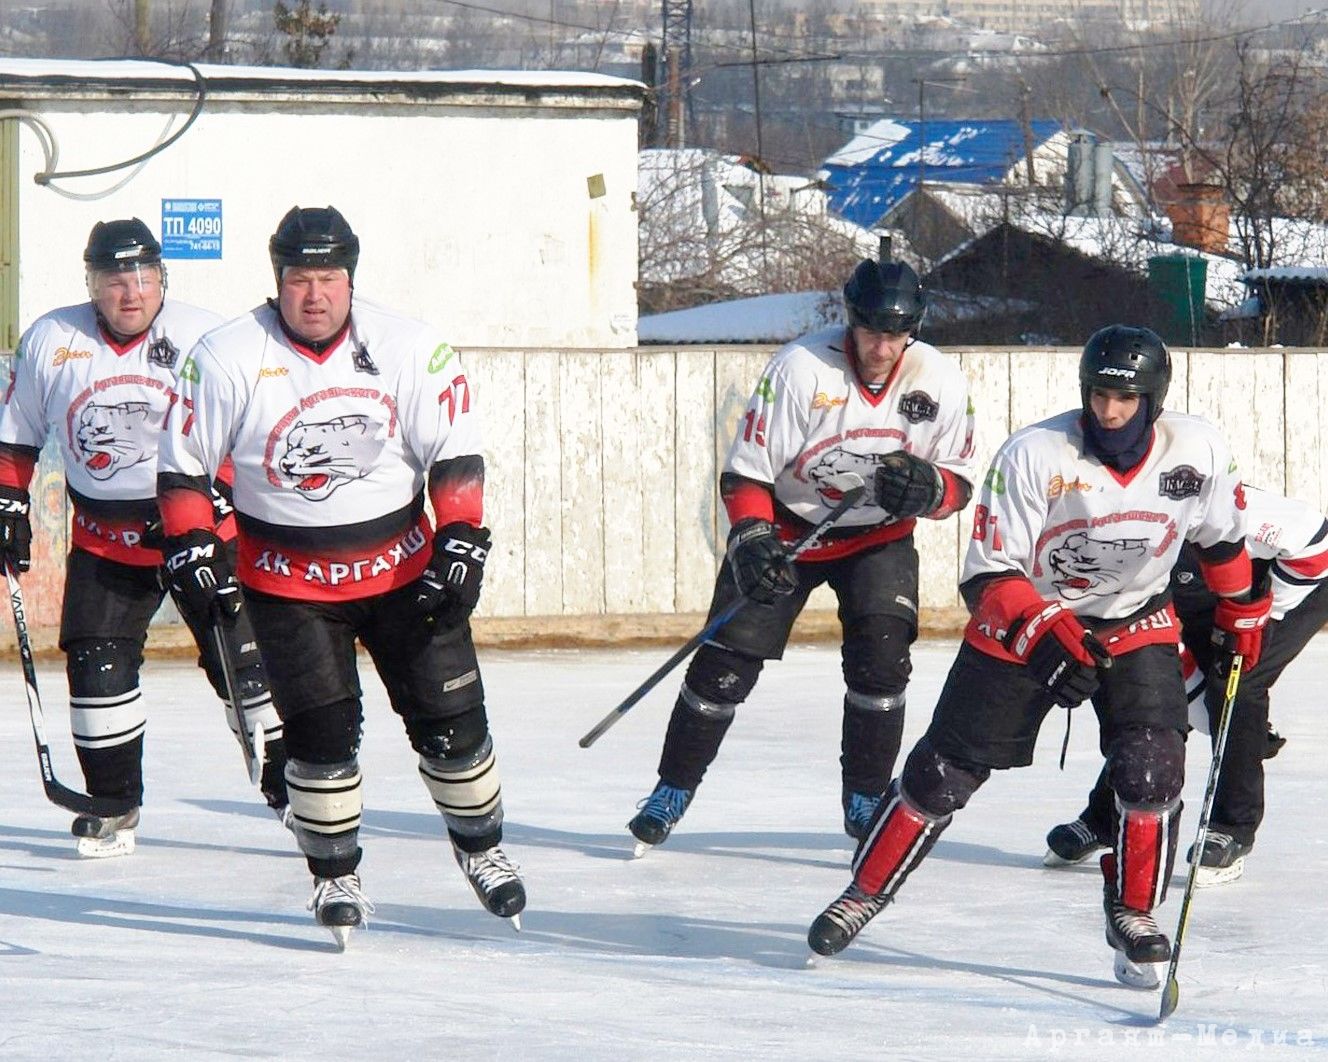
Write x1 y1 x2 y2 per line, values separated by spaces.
874 452 944 519
1006 600 1111 708
163 529 242 626
726 518 797 604
1211 585 1273 670
0 485 32 574
415 522 491 627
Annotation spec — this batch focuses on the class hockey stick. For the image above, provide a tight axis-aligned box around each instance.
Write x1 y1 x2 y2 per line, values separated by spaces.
579 474 868 749
1157 653 1243 1022
4 563 137 817
208 607 264 786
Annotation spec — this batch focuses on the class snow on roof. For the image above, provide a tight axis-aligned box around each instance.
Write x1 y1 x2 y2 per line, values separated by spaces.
638 291 843 344
636 286 1028 344
819 118 1062 228
0 56 641 92
1244 265 1328 284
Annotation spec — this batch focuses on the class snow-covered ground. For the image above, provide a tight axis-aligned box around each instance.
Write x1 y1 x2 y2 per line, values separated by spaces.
3 639 1326 1060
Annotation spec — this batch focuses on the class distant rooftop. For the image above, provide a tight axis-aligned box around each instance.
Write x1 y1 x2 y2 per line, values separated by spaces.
820 117 1061 228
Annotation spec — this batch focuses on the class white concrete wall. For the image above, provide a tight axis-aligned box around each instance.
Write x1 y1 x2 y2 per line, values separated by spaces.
6 76 639 348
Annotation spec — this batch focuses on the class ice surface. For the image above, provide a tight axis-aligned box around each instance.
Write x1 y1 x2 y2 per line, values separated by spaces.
2 639 1325 1060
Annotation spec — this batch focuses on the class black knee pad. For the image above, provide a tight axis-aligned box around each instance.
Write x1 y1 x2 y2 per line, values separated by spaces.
65 639 143 699
683 644 763 705
841 614 913 694
282 697 363 764
409 703 491 760
900 735 990 818
1108 726 1185 808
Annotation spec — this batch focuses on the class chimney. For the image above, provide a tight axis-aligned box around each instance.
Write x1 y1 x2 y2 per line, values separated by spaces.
1064 131 1097 217
1168 183 1229 255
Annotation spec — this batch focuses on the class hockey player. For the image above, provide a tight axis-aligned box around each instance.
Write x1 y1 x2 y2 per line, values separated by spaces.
627 259 976 856
1045 485 1328 886
805 325 1272 989
155 205 524 948
0 218 288 857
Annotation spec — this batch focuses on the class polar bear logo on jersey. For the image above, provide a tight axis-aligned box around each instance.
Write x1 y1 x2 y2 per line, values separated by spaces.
278 415 383 501
807 446 887 503
75 400 154 480
1047 532 1150 600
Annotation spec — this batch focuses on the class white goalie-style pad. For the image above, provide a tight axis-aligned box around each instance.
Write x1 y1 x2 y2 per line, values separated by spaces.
284 761 363 838
419 740 501 821
70 689 146 750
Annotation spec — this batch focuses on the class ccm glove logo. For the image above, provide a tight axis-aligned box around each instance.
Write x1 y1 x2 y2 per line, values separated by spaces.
442 536 488 563
0 497 30 516
165 541 218 573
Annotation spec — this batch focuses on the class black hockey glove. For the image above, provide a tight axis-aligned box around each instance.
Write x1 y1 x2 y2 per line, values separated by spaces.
163 529 242 626
0 485 32 574
874 452 944 519
726 518 797 604
1005 600 1112 708
415 522 491 627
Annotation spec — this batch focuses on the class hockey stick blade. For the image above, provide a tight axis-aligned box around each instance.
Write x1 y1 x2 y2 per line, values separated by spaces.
6 564 138 818
208 613 264 787
1157 654 1244 1023
579 475 867 749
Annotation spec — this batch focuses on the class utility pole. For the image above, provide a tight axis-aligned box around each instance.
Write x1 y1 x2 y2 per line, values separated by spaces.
660 0 693 148
135 0 151 55
206 0 229 62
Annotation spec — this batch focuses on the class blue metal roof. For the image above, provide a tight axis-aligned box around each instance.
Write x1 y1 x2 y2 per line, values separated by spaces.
822 118 1062 228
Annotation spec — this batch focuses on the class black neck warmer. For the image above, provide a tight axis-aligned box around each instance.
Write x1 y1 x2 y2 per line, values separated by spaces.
1082 397 1153 472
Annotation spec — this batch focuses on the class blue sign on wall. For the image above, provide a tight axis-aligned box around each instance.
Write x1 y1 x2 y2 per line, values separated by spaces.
161 199 222 259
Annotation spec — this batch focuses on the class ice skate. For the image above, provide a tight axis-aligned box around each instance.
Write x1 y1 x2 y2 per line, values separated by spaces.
308 874 374 951
453 843 526 929
841 791 882 843
807 884 891 958
1103 869 1170 989
1189 830 1251 887
627 781 693 857
1043 817 1110 867
72 807 140 859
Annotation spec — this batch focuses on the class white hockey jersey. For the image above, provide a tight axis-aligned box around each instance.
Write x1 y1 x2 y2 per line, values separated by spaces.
965 408 1247 625
0 299 223 564
157 297 482 601
725 327 975 556
1234 486 1328 620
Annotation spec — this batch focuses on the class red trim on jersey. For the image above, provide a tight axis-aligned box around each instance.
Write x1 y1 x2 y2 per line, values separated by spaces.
97 324 148 356
1281 547 1328 580
1199 549 1253 597
930 467 968 521
70 508 160 567
723 479 776 524
160 487 218 537
967 576 1044 648
0 448 36 491
844 329 908 408
966 600 1179 663
853 795 929 895
781 516 915 562
283 320 351 364
1120 811 1164 911
428 476 483 527
216 457 236 488
236 512 434 602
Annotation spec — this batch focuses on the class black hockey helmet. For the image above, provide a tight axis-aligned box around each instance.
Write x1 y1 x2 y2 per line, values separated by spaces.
1079 324 1171 423
269 205 359 286
843 259 926 334
83 218 161 272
